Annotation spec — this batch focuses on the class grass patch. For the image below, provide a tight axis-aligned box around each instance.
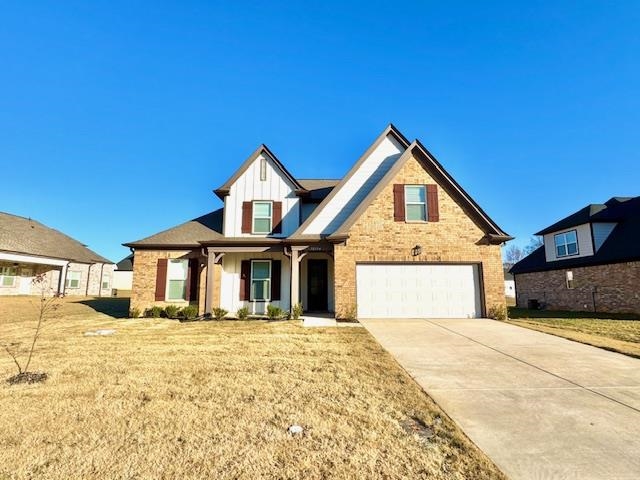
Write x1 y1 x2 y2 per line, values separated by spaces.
0 296 504 479
508 307 640 358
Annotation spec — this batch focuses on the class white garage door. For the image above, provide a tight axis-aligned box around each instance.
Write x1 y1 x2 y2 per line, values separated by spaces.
356 264 482 319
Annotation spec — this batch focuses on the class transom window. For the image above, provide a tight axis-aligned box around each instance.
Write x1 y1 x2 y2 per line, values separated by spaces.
166 259 188 300
253 201 273 234
65 270 81 289
251 260 271 301
0 266 17 287
405 185 427 221
554 230 578 258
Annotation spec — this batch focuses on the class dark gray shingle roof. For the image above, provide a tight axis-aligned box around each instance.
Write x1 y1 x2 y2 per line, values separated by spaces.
0 212 112 264
116 254 133 271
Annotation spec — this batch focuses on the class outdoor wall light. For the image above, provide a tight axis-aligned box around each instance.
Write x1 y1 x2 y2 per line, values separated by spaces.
411 245 422 257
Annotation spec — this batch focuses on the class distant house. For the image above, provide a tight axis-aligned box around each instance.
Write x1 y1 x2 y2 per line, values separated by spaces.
0 212 114 296
510 197 640 313
124 124 511 319
504 268 515 298
113 254 134 292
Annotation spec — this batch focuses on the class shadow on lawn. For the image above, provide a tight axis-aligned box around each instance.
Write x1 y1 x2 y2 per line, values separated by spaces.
508 307 640 321
76 298 130 319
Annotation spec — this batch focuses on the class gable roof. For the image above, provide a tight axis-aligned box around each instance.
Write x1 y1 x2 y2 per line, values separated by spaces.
290 124 411 239
214 144 304 199
0 212 112 264
511 196 640 274
297 179 340 202
116 254 134 271
325 140 511 242
123 209 224 248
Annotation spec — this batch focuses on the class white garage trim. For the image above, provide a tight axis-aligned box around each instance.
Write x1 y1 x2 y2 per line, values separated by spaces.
356 263 483 319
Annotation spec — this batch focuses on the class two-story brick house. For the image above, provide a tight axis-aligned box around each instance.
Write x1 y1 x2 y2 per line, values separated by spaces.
125 125 511 319
510 196 640 314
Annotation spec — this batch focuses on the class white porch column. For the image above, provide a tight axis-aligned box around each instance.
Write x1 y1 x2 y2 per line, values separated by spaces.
205 249 215 315
290 250 300 310
58 262 69 295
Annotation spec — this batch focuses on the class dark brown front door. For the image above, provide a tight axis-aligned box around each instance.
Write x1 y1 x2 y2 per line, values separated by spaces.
307 259 328 311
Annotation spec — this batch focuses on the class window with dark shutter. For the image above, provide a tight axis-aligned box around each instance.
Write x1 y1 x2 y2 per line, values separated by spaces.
393 184 405 222
239 260 251 300
155 258 168 301
271 260 281 300
241 202 253 234
426 184 439 222
272 202 283 234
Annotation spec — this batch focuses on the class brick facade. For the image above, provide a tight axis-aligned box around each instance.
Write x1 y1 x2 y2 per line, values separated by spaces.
333 153 505 318
515 261 640 314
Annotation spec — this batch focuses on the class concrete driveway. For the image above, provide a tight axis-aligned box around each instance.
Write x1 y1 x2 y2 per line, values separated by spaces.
360 318 640 480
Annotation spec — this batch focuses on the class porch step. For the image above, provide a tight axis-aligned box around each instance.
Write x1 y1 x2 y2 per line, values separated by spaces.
302 314 337 327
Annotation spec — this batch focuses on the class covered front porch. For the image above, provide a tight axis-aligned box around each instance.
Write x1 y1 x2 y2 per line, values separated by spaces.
0 251 69 296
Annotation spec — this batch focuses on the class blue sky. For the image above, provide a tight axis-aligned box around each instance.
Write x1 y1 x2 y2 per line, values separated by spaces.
2 1 639 263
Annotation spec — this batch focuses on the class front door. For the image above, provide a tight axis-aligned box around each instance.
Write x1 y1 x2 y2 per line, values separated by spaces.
19 268 33 295
307 259 328 311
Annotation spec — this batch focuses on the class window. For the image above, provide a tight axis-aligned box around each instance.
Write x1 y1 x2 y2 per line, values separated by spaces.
260 157 267 181
566 271 575 289
0 266 17 287
250 260 271 301
166 259 188 300
405 185 427 221
554 230 578 258
102 275 110 290
253 201 272 234
65 271 81 289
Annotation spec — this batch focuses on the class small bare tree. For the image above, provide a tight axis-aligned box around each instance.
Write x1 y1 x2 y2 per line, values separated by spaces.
2 273 61 384
523 236 543 255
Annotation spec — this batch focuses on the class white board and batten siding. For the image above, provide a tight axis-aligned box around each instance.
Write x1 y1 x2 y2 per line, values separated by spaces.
302 134 405 235
543 223 594 262
224 152 300 237
219 253 291 315
356 264 482 319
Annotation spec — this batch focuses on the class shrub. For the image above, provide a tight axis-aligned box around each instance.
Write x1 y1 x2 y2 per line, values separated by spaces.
146 306 163 318
212 307 228 321
339 304 358 322
487 304 508 321
179 305 198 321
267 305 287 321
236 307 249 320
292 303 303 320
164 304 180 319
129 308 141 318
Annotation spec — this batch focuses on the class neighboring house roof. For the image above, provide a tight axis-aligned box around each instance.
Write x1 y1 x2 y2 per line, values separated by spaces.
0 211 112 264
511 197 640 274
214 144 304 199
116 254 134 271
124 209 224 248
503 268 514 281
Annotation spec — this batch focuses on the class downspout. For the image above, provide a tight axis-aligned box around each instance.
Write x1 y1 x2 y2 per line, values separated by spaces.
99 263 105 298
85 264 92 296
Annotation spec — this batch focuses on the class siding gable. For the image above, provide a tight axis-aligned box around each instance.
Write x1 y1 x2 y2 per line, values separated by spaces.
592 222 617 251
543 223 594 262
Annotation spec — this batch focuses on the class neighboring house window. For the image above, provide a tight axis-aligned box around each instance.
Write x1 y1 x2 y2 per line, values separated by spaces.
65 271 81 289
102 275 110 290
250 260 271 301
0 266 17 287
554 230 578 257
260 157 267 181
405 185 427 221
253 201 272 234
166 259 188 300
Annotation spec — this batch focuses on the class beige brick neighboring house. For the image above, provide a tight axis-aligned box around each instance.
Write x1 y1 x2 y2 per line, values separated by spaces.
125 125 511 319
0 212 114 296
510 197 640 314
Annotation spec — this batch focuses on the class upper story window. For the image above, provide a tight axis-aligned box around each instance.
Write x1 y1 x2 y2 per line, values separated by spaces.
253 201 272 234
0 266 17 287
166 259 188 300
405 185 427 222
65 270 81 289
260 157 267 181
554 230 578 257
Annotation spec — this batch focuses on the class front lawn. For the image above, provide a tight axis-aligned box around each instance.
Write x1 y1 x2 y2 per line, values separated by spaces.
0 296 504 479
508 308 640 358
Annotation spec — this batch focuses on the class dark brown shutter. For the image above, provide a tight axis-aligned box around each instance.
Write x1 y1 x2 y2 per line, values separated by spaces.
393 184 405 222
240 260 251 300
272 202 283 234
271 260 281 301
241 202 253 234
426 184 439 222
186 258 199 302
154 258 168 301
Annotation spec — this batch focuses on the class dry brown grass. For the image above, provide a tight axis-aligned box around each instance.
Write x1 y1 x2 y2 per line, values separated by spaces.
0 296 504 480
508 309 640 358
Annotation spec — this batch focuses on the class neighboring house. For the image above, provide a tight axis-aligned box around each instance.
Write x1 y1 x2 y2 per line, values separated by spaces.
0 212 114 296
504 268 515 298
510 197 640 314
113 254 134 292
125 125 511 319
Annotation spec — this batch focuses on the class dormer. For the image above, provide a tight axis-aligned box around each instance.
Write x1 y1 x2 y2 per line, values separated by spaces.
214 145 305 238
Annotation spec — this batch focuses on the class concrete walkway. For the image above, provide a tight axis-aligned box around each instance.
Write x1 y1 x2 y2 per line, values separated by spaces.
360 318 640 480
